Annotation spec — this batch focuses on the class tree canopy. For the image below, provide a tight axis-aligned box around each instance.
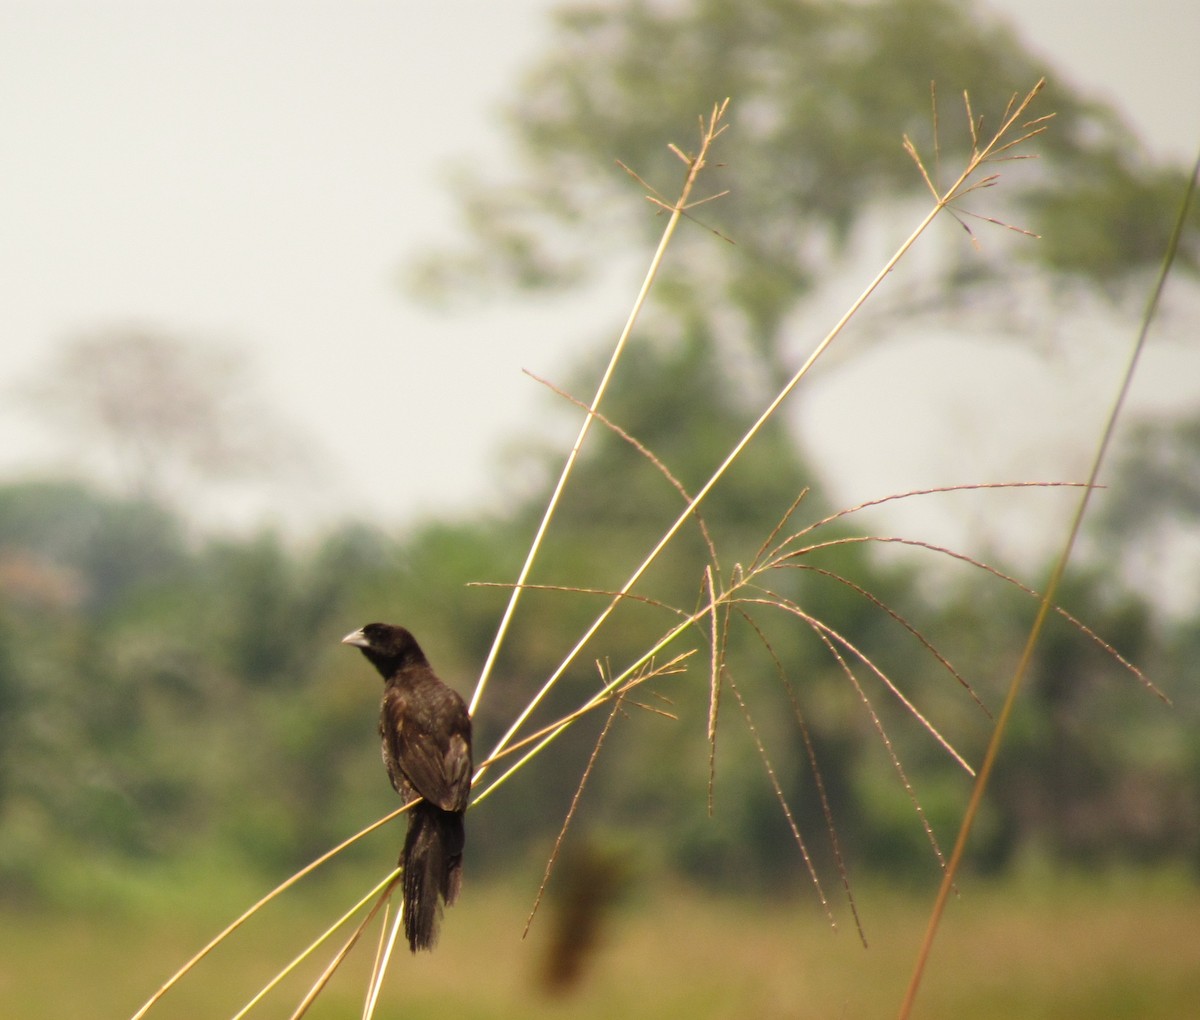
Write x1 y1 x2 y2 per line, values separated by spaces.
412 0 1196 385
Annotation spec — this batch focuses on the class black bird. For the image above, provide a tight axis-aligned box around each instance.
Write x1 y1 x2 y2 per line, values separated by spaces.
342 623 473 952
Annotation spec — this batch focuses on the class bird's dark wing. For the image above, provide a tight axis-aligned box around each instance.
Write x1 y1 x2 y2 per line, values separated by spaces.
381 682 472 813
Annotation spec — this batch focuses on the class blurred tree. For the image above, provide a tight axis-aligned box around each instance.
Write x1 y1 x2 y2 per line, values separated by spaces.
0 482 391 886
0 479 188 620
0 611 23 817
16 328 314 507
410 0 1197 389
983 572 1199 868
1100 411 1200 533
400 0 1197 885
1092 410 1200 612
461 320 953 883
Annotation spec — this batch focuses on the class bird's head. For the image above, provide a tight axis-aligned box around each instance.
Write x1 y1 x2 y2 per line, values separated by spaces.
341 622 428 676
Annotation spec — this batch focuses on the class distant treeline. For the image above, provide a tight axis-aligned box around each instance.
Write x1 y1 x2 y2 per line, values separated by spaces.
1 467 1194 902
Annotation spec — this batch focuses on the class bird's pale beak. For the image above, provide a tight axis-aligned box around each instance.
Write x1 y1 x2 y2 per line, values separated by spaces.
341 628 369 648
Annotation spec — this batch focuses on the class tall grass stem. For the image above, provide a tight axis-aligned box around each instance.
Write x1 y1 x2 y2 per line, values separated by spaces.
469 101 730 721
896 143 1200 1020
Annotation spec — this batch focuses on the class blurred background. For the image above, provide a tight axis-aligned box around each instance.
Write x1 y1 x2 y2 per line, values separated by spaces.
1 1 1198 1017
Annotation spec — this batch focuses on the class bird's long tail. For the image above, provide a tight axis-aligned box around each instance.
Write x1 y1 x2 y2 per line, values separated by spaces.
402 801 465 952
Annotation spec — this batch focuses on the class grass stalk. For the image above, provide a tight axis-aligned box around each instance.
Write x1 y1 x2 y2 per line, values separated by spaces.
896 144 1200 1020
469 100 730 719
483 81 1050 778
287 873 400 1020
360 904 406 1020
229 869 400 1020
128 807 406 1019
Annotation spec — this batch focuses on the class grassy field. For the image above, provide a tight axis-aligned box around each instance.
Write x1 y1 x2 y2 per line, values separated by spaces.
2 867 1197 1018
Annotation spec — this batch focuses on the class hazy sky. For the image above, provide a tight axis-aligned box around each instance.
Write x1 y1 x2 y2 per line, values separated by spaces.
2 1 1198 550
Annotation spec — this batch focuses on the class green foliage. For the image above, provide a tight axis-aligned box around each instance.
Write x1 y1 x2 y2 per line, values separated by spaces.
2 370 1195 898
0 480 188 618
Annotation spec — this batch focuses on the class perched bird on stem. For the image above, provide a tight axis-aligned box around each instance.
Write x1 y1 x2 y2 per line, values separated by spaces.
342 623 473 952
